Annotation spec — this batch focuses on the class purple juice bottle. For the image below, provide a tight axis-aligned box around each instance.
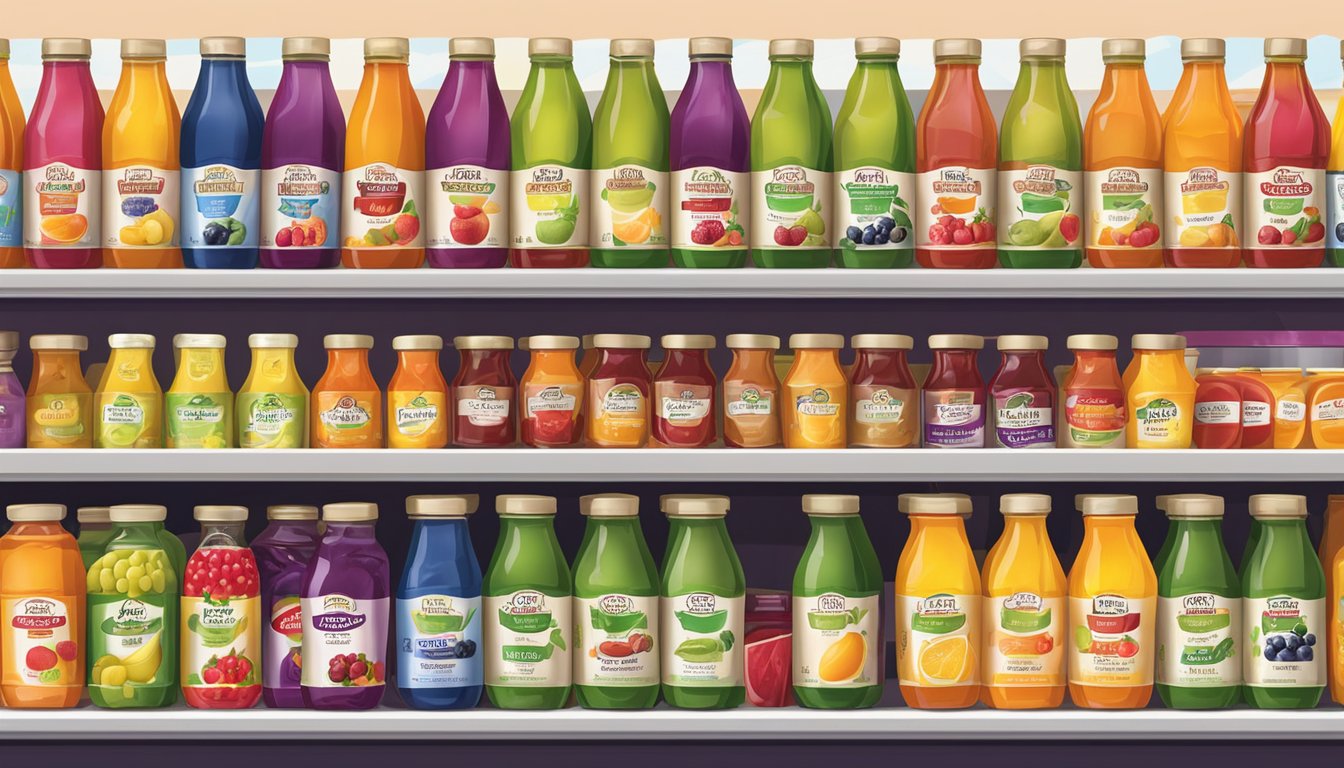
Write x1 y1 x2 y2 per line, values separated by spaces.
300 502 389 710
0 331 24 448
424 38 510 268
253 504 322 708
260 37 345 268
669 37 750 268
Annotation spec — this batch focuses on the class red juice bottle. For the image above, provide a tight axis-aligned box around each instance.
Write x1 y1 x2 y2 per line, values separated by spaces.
451 336 516 447
848 334 918 448
916 39 997 269
652 334 717 448
586 334 653 448
182 505 261 710
1193 373 1242 448
1243 37 1330 268
989 335 1056 449
24 38 103 268
922 334 986 447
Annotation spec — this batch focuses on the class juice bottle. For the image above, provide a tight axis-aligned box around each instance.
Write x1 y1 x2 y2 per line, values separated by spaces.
587 334 652 448
723 334 781 448
750 39 832 268
1193 373 1242 448
166 333 232 449
848 333 917 448
653 334 717 448
24 38 103 269
669 37 749 268
1163 38 1242 267
237 333 307 449
181 37 264 269
1068 494 1156 709
260 37 344 269
998 39 1083 268
1329 39 1344 266
1124 334 1196 449
1154 494 1241 710
745 592 793 707
510 38 591 268
86 504 178 709
94 333 162 449
1335 540 1344 705
1304 371 1344 447
520 335 583 448
452 335 516 448
252 504 320 708
895 493 980 709
0 330 23 447
981 493 1066 710
424 39 508 268
923 334 986 448
832 37 915 267
397 495 484 710
0 40 22 267
76 507 112 570
916 39 997 268
1320 497 1344 679
591 38 669 268
1060 334 1125 448
792 494 882 709
781 333 846 449
990 335 1056 449
102 39 181 269
660 494 745 710
311 334 382 449
0 503 84 708
1243 38 1331 268
1084 39 1164 268
342 38 424 269
1243 494 1325 709
573 493 661 709
26 334 92 448
387 335 448 449
181 505 261 709
484 495 572 710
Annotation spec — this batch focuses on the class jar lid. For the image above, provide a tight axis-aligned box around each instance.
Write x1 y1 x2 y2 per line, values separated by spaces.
769 39 813 59
29 334 88 351
928 334 985 350
997 334 1048 351
1249 494 1307 519
580 493 640 517
266 505 318 521
1075 494 1138 516
851 334 913 350
42 38 91 59
855 37 899 57
282 37 331 60
194 505 248 522
392 335 443 351
450 37 494 58
110 504 167 523
592 334 651 350
323 502 379 522
789 333 844 350
0 40 10 60
454 335 514 351
1265 37 1307 59
1132 334 1186 351
1067 334 1118 351
661 334 716 350
529 37 572 58
174 333 226 349
725 334 780 350
1102 38 1145 61
581 334 595 350
77 506 110 524
661 494 730 518
1020 38 1066 58
408 495 479 518
1158 494 1225 519
933 38 981 61
1000 493 1051 516
526 335 580 350
898 493 971 516
689 37 733 58
6 504 66 522
324 334 374 350
0 330 17 350
121 39 166 60
109 333 155 349
611 38 654 58
249 333 298 349
201 37 246 58
364 37 409 61
1181 38 1225 61
497 494 557 516
802 494 860 515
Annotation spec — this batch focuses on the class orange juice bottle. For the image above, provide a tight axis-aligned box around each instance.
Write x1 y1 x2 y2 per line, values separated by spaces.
1246 368 1307 448
101 39 181 269
1068 494 1156 709
520 335 584 448
342 38 425 269
1304 371 1344 448
26 334 92 448
386 335 447 449
723 334 782 448
311 334 383 448
0 40 24 267
895 493 980 709
1322 494 1344 701
1124 334 1196 449
0 503 85 708
781 333 846 449
981 493 1066 709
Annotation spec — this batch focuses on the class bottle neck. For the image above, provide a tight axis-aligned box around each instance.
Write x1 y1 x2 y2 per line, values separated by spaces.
797 348 841 368
1083 514 1138 536
686 57 737 93
251 347 295 369
327 348 371 377
446 57 498 90
499 515 558 547
1072 349 1120 376
279 59 334 91
323 521 378 543
765 59 818 94
1181 60 1229 98
108 348 153 371
928 349 982 385
729 348 775 375
1099 61 1147 101
596 348 647 374
199 521 247 547
396 349 440 374
931 61 984 100
850 58 901 94
996 350 1050 381
1261 58 1311 99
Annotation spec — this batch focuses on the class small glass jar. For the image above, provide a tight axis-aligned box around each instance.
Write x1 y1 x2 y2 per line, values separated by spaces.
922 334 986 448
586 334 652 448
848 334 917 448
989 334 1055 449
723 334 782 448
451 336 516 447
652 334 717 448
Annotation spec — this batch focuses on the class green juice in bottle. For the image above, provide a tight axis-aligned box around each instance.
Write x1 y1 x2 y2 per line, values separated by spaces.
998 38 1083 268
590 39 669 268
750 38 833 268
483 495 572 709
792 495 883 709
832 37 915 268
660 494 745 709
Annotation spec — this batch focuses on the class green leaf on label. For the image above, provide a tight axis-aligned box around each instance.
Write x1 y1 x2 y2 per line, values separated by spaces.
673 637 725 663
549 627 567 651
890 208 914 230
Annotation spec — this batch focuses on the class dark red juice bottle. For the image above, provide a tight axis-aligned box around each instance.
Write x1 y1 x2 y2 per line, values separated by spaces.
989 335 1056 449
848 333 918 448
451 336 516 447
922 334 986 447
652 334 717 448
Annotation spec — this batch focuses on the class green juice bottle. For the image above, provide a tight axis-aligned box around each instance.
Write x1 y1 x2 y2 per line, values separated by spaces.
483 495 572 709
792 495 883 709
590 39 670 268
998 38 1083 268
750 38 833 268
1154 495 1241 709
660 494 745 709
1243 494 1326 709
572 493 661 709
832 37 915 268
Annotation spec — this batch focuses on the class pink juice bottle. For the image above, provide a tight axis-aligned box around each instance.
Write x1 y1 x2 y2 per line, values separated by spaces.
24 38 103 268
988 334 1056 449
252 504 322 708
425 38 510 268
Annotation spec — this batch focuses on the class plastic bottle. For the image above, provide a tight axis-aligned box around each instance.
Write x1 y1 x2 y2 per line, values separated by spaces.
386 335 448 449
519 335 583 448
0 40 22 267
1060 334 1125 448
94 333 162 449
723 334 781 448
923 334 986 448
76 506 112 570
1124 334 1197 449
181 505 261 709
452 335 516 448
652 334 717 448
587 334 652 448
165 333 232 449
251 504 321 708
781 333 847 449
25 334 91 448
847 333 917 448
1328 40 1344 266
1193 372 1242 449
0 330 23 447
989 335 1056 449
311 334 383 449
237 333 307 449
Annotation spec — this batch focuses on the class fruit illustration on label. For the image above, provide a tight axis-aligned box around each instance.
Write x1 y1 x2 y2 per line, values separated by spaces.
449 204 492 245
273 217 327 248
1172 168 1240 248
817 631 866 682
1090 169 1162 249
601 169 663 246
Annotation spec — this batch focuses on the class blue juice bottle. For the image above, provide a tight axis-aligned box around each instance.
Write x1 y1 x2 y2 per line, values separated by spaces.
396 495 484 709
180 37 264 269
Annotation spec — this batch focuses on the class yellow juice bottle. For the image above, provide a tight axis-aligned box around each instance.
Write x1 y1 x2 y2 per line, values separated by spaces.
781 333 847 449
1303 370 1344 448
1244 368 1307 448
1124 334 1196 448
165 334 232 448
26 335 92 448
236 333 308 449
387 334 448 449
94 333 162 448
1333 541 1344 704
895 493 980 709
1068 494 1156 709
1322 495 1344 702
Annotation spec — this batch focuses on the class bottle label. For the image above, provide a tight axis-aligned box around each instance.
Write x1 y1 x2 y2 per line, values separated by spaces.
0 169 20 248
96 392 157 448
993 390 1055 448
923 390 984 448
1165 168 1241 249
261 164 339 249
834 167 914 250
103 166 179 249
1278 399 1306 423
1245 167 1325 248
1085 168 1162 249
511 165 587 248
790 385 841 418
850 384 915 448
589 379 648 434
315 391 379 446
485 590 571 687
182 164 260 248
1157 593 1240 688
1069 594 1154 687
656 381 712 426
895 592 980 688
237 391 305 449
984 593 1064 688
591 164 668 249
999 165 1082 250
1314 398 1344 423
397 594 482 689
725 382 774 417
456 385 512 427
670 167 746 249
575 594 659 687
792 593 879 689
750 166 832 249
263 595 303 690
916 167 997 249
2 596 79 688
1133 393 1188 447
662 592 743 687
182 592 260 691
1195 400 1240 425
1328 171 1344 250
88 589 170 695
389 391 447 444
1242 400 1271 428
24 163 100 248
426 165 507 249
1064 387 1126 447
525 383 579 417
299 594 388 688
165 391 230 449
29 392 90 446
342 163 423 248
1244 595 1325 687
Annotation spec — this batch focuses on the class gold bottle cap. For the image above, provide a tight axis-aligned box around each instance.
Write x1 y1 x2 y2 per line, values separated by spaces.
450 37 494 58
201 37 246 58
6 504 66 522
364 37 409 62
1131 334 1186 351
110 504 168 523
1067 334 1119 351
855 37 900 58
580 493 640 517
1075 494 1139 516
408 495 479 518
769 39 813 59
934 38 981 62
497 495 558 516
788 333 844 350
121 39 166 60
725 334 780 350
1000 493 1051 516
267 505 319 521
611 38 654 58
661 494 730 518
802 494 861 516
1158 494 1225 518
529 38 573 58
454 335 514 351
1181 38 1225 61
30 334 88 351
851 334 913 350
77 506 111 524
928 334 985 350
323 502 379 522
324 334 374 350
249 333 298 349
997 335 1049 351
194 505 249 522
1102 38 1145 62
1249 494 1307 519
592 334 652 349
42 38 92 60
526 335 580 350
1021 38 1066 59
1265 38 1307 60
392 335 443 351
898 493 972 516
689 37 733 58
661 334 716 350
283 37 331 60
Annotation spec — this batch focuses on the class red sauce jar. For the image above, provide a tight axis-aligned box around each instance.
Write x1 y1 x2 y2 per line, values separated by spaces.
586 334 653 448
451 335 516 447
922 333 986 448
652 334 718 448
848 334 918 448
